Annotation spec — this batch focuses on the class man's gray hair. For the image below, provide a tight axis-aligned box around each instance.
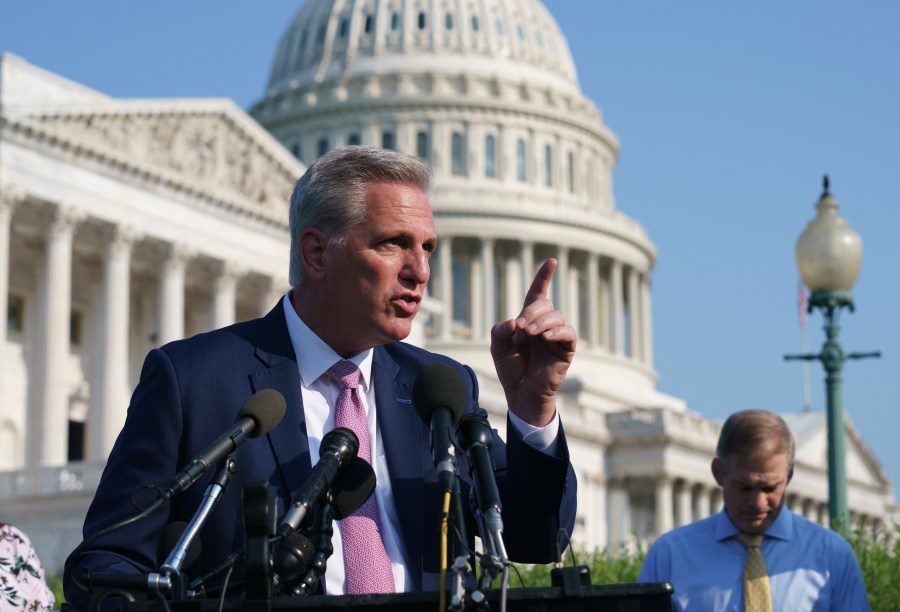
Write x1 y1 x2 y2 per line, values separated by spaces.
288 145 433 287
716 409 796 472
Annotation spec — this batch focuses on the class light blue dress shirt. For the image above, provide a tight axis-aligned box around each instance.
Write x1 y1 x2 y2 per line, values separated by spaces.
638 508 870 611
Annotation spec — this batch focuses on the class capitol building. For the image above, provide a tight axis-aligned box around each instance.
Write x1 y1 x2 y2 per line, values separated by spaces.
1 0 896 571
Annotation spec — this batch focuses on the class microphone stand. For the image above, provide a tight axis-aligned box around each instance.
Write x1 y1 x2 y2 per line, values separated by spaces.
447 456 471 612
291 495 335 595
160 453 237 586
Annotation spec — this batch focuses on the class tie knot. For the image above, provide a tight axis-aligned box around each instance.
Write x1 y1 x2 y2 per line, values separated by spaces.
328 360 361 390
737 533 765 549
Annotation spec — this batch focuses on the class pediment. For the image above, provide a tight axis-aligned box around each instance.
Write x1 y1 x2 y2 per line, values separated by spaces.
20 99 303 214
784 411 890 489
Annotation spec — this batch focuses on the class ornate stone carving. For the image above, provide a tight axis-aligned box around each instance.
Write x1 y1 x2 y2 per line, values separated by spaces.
36 112 296 211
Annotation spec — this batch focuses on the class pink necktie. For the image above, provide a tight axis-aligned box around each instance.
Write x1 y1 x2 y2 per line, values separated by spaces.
327 360 395 594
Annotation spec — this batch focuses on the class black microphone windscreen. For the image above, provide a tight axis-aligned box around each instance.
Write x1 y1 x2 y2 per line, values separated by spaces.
412 363 466 425
240 389 287 437
158 521 201 570
332 457 377 520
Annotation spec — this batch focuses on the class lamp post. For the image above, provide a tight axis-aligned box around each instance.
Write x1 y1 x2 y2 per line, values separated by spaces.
784 176 880 530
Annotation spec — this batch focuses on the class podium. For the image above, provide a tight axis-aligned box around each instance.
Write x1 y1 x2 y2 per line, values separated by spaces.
116 583 672 611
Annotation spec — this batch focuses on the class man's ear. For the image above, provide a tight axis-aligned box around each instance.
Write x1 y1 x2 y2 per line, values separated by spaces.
787 464 794 486
712 457 725 487
299 228 328 281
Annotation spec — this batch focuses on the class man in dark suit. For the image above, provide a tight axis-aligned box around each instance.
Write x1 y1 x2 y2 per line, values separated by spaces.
65 146 577 607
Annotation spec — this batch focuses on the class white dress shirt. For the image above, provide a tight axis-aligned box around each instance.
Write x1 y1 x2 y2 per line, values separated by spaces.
281 294 559 593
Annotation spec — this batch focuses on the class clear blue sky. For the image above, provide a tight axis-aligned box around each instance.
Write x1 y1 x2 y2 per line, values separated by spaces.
3 2 898 492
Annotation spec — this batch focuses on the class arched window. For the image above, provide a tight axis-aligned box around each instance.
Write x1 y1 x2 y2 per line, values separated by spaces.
446 13 454 30
317 137 329 157
451 132 466 176
347 134 361 146
382 131 394 150
516 139 526 182
364 15 373 34
338 18 349 38
416 131 429 161
544 144 553 187
291 143 302 160
418 11 427 29
485 135 496 178
391 12 399 30
471 15 480 32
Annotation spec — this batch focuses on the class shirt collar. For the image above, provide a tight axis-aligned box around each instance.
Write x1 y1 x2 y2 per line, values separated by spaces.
282 292 373 390
714 504 794 543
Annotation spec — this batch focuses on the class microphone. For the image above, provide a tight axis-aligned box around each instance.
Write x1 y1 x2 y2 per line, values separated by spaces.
412 363 466 491
272 458 376 590
331 456 377 520
277 427 359 538
164 389 286 498
456 413 506 560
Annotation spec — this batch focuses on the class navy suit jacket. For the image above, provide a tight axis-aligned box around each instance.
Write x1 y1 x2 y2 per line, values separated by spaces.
66 303 577 606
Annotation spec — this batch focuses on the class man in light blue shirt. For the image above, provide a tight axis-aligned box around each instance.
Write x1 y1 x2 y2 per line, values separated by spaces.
638 409 869 611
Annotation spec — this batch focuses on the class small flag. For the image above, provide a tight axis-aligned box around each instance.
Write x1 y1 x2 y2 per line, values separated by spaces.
797 281 808 328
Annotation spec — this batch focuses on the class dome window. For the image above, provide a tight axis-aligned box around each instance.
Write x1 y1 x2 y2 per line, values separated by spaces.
317 137 329 157
445 13 454 30
317 24 326 43
382 131 395 150
494 18 504 36
418 11 427 30
299 29 308 50
391 12 399 30
517 24 526 42
451 132 467 176
348 133 361 146
364 15 373 34
416 131 430 161
516 139 527 182
485 135 496 178
471 15 480 32
291 143 302 160
338 18 349 38
535 31 543 47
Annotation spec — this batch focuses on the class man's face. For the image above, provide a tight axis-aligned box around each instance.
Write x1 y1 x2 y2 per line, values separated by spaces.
712 449 793 534
319 181 436 357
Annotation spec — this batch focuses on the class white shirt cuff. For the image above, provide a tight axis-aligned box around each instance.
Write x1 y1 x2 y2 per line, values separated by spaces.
507 408 560 456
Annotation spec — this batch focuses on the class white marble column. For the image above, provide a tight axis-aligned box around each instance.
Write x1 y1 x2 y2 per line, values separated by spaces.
675 481 693 527
481 237 495 338
627 266 640 359
0 187 21 428
159 244 190 345
607 480 631 546
587 253 600 349
654 477 674 536
520 241 534 292
693 484 711 520
610 260 624 356
555 247 569 323
0 186 22 349
31 206 80 466
92 227 137 459
470 252 483 340
439 236 453 340
212 262 241 329
504 252 522 320
260 275 288 317
640 272 654 366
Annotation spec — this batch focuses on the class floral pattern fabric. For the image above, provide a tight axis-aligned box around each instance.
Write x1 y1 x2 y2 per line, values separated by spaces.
0 524 55 612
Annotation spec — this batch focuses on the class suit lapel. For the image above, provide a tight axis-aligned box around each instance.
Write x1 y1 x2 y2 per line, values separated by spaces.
248 303 313 512
373 346 426 591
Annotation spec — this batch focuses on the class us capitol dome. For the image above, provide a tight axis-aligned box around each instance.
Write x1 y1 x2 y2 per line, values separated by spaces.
251 0 678 418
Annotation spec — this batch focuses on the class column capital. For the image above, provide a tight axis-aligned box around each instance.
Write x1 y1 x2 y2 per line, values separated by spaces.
161 242 196 265
0 183 25 214
217 260 247 284
107 224 142 253
49 202 86 233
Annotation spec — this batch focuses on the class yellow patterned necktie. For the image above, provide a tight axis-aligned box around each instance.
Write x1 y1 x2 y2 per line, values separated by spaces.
737 533 773 612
